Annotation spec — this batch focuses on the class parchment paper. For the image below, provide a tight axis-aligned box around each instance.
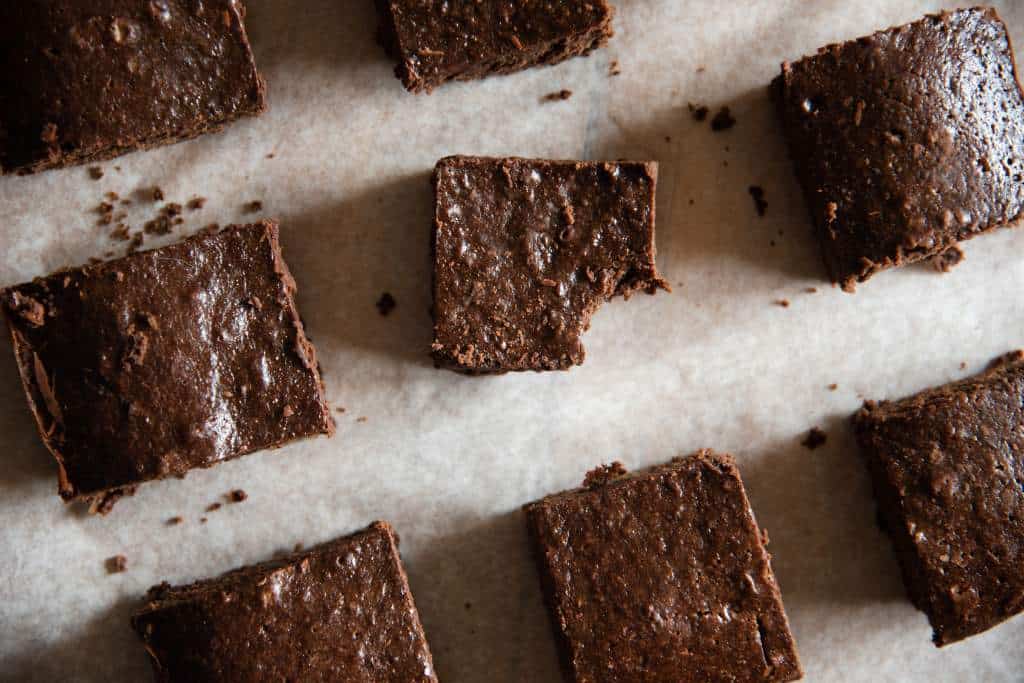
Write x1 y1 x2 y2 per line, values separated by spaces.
2 2 1024 681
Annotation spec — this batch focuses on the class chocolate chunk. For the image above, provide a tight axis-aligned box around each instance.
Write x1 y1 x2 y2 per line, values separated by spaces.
375 0 614 93
773 8 1024 291
800 427 827 450
228 489 247 503
152 187 165 202
187 197 207 211
88 166 104 180
375 292 396 317
542 89 573 102
245 200 263 213
106 555 128 574
688 103 709 122
931 245 965 273
710 106 736 131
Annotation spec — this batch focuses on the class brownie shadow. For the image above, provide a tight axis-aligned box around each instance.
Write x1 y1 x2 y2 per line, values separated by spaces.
587 88 826 289
739 413 906 614
0 595 151 683
0 334 56 488
276 171 435 368
404 510 563 683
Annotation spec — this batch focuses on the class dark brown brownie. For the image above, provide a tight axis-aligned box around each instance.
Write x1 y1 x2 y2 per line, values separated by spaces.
431 156 668 373
773 8 1024 291
1 221 333 513
132 521 437 682
524 452 802 682
853 351 1024 646
374 0 614 93
0 1 266 175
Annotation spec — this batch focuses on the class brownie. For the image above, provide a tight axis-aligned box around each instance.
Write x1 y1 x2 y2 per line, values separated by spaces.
1 221 333 513
132 521 437 682
524 452 802 682
0 1 266 175
431 156 668 373
773 8 1024 291
374 0 614 93
853 351 1024 646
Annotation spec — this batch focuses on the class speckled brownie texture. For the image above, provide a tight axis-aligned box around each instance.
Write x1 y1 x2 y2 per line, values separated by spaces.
524 452 802 682
854 351 1024 646
374 0 614 93
0 0 266 175
773 8 1024 291
132 522 437 682
431 156 668 373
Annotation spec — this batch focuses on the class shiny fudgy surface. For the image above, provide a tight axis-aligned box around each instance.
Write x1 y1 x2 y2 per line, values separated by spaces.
524 452 802 683
132 521 437 682
0 0 265 174
432 156 667 373
1 221 333 506
774 8 1024 291
854 351 1024 646
375 0 613 92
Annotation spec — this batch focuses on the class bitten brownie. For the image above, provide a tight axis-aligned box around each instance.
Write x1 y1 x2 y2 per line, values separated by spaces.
431 156 668 373
0 1 266 175
374 0 614 93
132 521 437 682
1 221 333 513
773 8 1024 291
524 452 802 682
853 351 1024 646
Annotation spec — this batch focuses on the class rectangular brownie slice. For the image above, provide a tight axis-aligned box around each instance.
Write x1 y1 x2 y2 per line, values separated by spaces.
0 1 266 175
773 8 1024 291
524 452 802 682
374 0 614 93
132 521 437 682
1 221 333 513
853 351 1024 646
431 156 667 373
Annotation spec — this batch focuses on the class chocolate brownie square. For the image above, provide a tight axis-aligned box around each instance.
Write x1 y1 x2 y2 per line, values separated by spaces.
1 221 333 513
431 156 668 373
773 8 1024 291
0 1 266 175
132 521 437 682
854 351 1024 645
375 0 614 93
524 452 802 682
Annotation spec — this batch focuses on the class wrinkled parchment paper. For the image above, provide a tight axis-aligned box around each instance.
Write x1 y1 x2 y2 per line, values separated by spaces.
2 2 1024 681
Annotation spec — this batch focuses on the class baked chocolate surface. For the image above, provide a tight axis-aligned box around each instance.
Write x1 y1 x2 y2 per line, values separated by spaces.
0 0 266 175
1 221 333 512
773 8 1024 291
524 452 802 682
853 351 1024 646
375 0 614 93
132 521 437 682
432 156 667 373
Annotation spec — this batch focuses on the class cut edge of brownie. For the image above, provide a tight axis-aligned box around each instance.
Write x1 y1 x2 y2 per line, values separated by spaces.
523 451 803 682
374 1 615 93
429 155 669 374
0 220 333 513
0 3 268 176
851 350 1024 646
771 7 1024 292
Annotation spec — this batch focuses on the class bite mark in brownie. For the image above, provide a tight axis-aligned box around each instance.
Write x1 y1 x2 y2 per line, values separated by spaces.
0 1 266 175
132 521 437 682
853 351 1024 645
1 221 333 512
524 451 802 682
431 156 668 373
374 0 615 93
773 8 1024 291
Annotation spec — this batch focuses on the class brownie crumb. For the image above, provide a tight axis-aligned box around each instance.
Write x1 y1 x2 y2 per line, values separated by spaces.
801 427 828 450
200 223 221 236
266 153 275 159
748 186 768 217
143 215 172 236
167 516 184 525
110 224 131 241
542 89 573 102
710 106 736 131
104 191 120 201
959 361 968 370
245 200 263 213
805 287 818 294
106 555 128 574
356 416 368 423
931 245 965 273
152 187 165 202
828 383 838 391
96 201 114 215
206 502 222 513
127 233 144 254
376 292 397 316
335 407 346 414
608 60 621 76
583 462 628 489
187 197 207 211
88 166 104 180
164 202 183 218
200 517 208 524
774 299 790 307
294 542 305 553
228 489 248 503
688 103 709 122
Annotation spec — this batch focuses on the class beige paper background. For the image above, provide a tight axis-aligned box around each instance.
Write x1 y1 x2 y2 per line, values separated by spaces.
2 1 1024 681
